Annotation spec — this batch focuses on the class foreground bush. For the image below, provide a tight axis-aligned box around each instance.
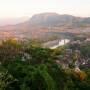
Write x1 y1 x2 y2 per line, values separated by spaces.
0 39 90 90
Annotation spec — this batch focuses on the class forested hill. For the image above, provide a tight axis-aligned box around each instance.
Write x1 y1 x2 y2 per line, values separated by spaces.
0 39 90 90
29 13 90 27
1 13 90 29
0 13 90 40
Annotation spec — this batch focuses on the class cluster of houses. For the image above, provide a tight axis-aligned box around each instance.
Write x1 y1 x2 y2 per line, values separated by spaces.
43 37 90 70
43 39 70 49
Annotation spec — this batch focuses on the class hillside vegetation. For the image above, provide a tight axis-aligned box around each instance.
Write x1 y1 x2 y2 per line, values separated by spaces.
0 39 90 90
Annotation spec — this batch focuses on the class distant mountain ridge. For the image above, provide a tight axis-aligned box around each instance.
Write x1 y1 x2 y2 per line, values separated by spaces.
29 13 90 27
0 17 29 26
0 12 90 40
0 13 90 28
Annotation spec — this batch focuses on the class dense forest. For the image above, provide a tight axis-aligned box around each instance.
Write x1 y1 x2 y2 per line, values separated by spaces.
0 39 90 90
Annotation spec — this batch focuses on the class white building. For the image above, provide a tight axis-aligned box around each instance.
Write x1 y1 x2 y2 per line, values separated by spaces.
50 39 70 49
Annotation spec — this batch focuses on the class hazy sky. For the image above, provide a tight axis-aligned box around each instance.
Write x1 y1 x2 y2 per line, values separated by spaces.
0 0 90 18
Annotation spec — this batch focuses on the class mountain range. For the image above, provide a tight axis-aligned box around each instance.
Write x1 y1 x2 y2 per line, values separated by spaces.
29 13 90 27
0 17 29 26
0 13 90 40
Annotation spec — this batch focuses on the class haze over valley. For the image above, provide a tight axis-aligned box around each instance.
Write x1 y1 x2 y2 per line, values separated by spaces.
0 13 90 41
